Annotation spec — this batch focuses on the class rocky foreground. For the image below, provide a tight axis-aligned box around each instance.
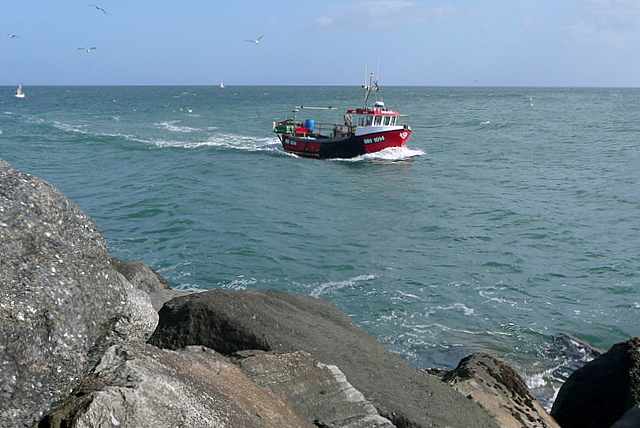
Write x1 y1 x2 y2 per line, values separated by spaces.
1 157 639 428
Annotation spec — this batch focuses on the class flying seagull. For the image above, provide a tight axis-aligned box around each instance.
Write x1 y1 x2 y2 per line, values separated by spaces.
78 47 97 53
7 34 19 38
89 4 107 14
245 34 264 44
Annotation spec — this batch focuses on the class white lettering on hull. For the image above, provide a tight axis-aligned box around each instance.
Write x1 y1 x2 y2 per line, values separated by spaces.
363 135 386 145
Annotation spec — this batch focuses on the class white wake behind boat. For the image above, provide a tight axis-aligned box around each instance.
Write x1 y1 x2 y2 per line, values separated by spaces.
14 83 25 99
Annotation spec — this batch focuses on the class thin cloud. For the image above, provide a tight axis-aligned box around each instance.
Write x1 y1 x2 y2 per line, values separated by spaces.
568 0 640 46
313 1 461 30
581 0 640 28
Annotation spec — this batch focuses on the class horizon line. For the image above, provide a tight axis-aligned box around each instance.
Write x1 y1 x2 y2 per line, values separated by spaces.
2 83 640 89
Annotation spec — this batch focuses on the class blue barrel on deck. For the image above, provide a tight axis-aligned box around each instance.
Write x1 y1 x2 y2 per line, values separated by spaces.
304 119 315 132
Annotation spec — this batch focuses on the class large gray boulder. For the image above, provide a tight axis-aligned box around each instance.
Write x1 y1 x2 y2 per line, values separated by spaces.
41 343 313 428
149 289 500 428
551 337 640 428
0 159 158 427
442 353 560 428
238 350 395 427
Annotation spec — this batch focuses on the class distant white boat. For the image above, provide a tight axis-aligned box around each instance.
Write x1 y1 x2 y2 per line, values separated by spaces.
14 83 25 99
220 82 225 88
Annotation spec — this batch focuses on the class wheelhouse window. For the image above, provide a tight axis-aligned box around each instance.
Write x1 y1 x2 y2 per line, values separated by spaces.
374 115 383 126
383 116 391 126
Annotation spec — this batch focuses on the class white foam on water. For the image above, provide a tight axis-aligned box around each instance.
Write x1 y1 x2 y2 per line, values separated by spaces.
334 146 425 162
154 120 201 133
524 369 553 389
395 290 421 300
310 274 376 297
152 140 210 149
428 323 481 336
47 119 142 144
478 289 519 306
522 369 562 412
435 302 475 316
48 120 158 145
152 133 281 151
220 277 257 290
172 283 207 293
52 121 87 133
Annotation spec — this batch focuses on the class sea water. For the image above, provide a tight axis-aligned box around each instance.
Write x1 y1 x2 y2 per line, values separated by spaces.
2 85 639 407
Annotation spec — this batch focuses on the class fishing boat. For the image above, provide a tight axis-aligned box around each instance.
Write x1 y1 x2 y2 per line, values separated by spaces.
273 73 411 159
14 83 25 99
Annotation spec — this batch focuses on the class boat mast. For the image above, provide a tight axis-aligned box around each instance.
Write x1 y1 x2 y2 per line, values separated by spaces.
362 72 380 109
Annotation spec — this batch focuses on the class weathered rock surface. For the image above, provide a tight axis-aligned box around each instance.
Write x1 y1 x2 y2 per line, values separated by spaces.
442 353 560 428
148 289 500 428
551 337 640 428
111 257 190 311
110 257 170 293
0 159 158 427
238 350 395 427
41 342 313 428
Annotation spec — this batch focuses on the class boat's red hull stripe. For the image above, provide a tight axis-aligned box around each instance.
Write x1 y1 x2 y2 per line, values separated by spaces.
362 130 411 153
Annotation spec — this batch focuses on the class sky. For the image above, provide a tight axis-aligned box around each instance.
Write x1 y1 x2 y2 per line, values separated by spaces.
2 0 640 87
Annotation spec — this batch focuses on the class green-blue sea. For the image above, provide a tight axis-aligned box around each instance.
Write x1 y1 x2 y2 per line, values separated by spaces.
2 85 639 408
